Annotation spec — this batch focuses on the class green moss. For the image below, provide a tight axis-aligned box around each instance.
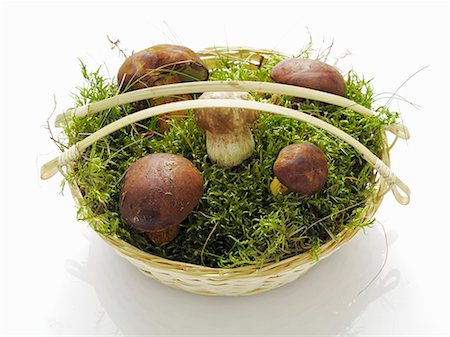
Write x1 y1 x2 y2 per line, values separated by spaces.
59 49 398 268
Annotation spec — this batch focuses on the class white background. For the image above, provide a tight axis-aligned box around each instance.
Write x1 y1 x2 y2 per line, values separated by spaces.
1 1 449 336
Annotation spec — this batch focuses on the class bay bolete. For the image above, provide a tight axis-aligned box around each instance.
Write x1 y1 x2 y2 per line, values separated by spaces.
118 44 209 91
194 91 259 168
270 143 328 196
150 95 192 133
117 44 209 131
270 58 346 97
119 153 204 244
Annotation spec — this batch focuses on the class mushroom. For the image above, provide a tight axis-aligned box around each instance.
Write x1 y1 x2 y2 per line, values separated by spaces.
270 58 346 96
270 143 328 196
194 91 259 168
119 153 204 244
117 44 209 131
150 95 192 133
118 44 209 91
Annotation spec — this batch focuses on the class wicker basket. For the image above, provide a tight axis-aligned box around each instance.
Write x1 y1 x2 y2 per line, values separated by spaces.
41 47 410 296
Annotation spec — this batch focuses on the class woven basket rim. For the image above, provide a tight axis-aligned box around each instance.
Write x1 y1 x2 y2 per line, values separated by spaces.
64 46 392 278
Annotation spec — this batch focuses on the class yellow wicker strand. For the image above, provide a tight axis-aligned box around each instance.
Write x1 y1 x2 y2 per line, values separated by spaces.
42 98 410 205
53 81 409 140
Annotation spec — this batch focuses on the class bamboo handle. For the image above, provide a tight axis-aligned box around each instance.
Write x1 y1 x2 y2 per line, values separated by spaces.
385 123 410 139
53 81 409 140
41 99 410 205
373 158 410 205
40 145 81 180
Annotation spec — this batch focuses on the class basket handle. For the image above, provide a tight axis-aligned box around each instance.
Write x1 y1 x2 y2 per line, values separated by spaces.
53 81 409 140
41 99 410 205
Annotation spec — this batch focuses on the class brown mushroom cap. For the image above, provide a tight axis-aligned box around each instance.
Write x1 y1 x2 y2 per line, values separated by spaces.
151 94 192 132
270 58 346 96
119 153 204 233
195 92 259 134
273 143 328 195
117 44 209 92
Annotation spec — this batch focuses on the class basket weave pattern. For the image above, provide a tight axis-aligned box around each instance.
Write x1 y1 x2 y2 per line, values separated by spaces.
105 228 360 296
68 165 387 296
52 47 400 296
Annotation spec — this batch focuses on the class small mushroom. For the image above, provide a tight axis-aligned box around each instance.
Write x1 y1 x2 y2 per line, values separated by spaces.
195 91 259 168
270 143 328 196
117 44 209 131
270 58 346 96
119 153 204 244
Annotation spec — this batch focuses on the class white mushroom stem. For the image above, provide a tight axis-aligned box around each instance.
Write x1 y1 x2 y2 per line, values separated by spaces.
195 92 259 168
205 125 255 168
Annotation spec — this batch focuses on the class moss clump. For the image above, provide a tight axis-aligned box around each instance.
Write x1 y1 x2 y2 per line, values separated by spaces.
58 48 398 268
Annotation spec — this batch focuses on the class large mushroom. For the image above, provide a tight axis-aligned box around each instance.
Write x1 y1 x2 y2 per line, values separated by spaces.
270 58 346 97
194 91 259 168
270 143 328 196
117 44 209 131
119 153 204 244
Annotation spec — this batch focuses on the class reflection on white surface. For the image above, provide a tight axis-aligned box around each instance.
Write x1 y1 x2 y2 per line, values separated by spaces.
61 224 399 336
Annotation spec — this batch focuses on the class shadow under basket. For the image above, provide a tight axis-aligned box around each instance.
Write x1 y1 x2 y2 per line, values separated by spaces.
42 47 410 296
